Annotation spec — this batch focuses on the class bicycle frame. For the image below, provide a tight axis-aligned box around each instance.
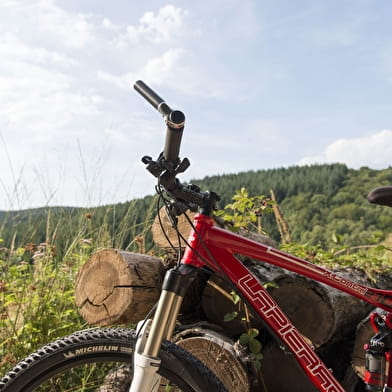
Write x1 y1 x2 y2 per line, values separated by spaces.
131 79 392 391
179 213 392 392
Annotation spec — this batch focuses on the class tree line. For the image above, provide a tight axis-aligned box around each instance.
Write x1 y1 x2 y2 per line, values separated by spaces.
0 163 391 260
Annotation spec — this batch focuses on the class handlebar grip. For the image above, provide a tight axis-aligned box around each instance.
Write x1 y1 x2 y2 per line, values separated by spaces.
134 80 171 117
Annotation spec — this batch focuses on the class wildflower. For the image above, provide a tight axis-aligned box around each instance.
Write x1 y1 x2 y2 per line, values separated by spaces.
1 353 17 367
24 243 36 253
33 252 45 260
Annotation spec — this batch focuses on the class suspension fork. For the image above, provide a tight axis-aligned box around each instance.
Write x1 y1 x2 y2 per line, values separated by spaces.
364 312 392 392
129 264 199 392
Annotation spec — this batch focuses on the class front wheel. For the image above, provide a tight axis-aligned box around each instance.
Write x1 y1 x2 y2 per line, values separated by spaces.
0 327 228 392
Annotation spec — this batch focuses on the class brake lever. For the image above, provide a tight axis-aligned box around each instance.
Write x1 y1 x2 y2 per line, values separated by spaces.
141 156 165 178
142 155 190 176
174 158 190 174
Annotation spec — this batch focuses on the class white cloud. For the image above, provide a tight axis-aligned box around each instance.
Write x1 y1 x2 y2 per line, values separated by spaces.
119 4 188 46
0 0 95 49
298 130 392 169
34 0 95 48
97 48 185 89
102 17 120 31
0 25 106 210
0 32 78 67
97 4 249 99
0 39 103 140
97 47 240 100
103 127 127 142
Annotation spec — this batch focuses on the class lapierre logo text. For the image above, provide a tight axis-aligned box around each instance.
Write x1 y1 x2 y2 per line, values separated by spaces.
238 273 344 392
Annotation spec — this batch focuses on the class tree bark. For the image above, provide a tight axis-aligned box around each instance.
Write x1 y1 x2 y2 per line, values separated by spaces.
75 248 163 326
261 340 318 392
151 208 196 249
201 274 264 336
265 266 372 347
202 262 372 348
151 208 276 250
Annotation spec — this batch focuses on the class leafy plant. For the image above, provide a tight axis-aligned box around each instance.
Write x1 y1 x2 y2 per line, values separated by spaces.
0 240 90 374
280 240 392 280
239 328 263 371
216 187 274 234
222 288 264 373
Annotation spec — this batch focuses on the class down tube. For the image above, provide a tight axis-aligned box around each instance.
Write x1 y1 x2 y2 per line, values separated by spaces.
211 246 344 392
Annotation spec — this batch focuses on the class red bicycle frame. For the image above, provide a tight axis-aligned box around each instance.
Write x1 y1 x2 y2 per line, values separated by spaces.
182 213 392 392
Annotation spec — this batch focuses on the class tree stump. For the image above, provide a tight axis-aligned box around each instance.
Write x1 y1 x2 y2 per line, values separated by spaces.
174 327 251 392
75 249 163 326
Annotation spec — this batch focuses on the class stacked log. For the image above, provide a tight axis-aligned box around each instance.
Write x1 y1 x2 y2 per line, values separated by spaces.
75 249 378 391
74 211 384 391
75 249 163 325
202 263 372 346
174 327 252 392
151 208 197 250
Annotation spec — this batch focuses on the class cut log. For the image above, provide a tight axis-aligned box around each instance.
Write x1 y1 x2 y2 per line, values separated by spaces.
151 207 276 250
266 267 372 347
261 340 318 392
75 249 163 326
174 327 251 392
202 274 264 336
151 208 196 249
202 263 372 347
97 366 131 392
256 326 363 392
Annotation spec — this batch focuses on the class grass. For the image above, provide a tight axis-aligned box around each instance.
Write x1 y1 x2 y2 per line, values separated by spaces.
0 240 88 373
0 198 158 375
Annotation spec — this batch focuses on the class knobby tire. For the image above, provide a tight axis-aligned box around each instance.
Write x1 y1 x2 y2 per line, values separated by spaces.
0 327 228 392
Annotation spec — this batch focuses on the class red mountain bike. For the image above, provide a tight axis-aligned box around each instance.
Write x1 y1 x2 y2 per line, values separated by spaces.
1 81 392 392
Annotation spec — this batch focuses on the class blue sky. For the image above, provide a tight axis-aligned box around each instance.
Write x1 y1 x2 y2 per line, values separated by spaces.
0 0 391 210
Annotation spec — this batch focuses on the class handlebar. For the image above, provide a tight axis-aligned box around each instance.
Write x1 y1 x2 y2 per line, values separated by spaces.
134 80 185 168
134 80 220 216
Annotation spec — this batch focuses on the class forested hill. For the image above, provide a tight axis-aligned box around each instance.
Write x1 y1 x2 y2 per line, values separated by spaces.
193 163 349 206
0 163 391 258
194 164 392 247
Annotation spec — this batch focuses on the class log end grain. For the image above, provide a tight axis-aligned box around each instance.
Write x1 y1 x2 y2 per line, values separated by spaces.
174 328 251 392
75 249 163 326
